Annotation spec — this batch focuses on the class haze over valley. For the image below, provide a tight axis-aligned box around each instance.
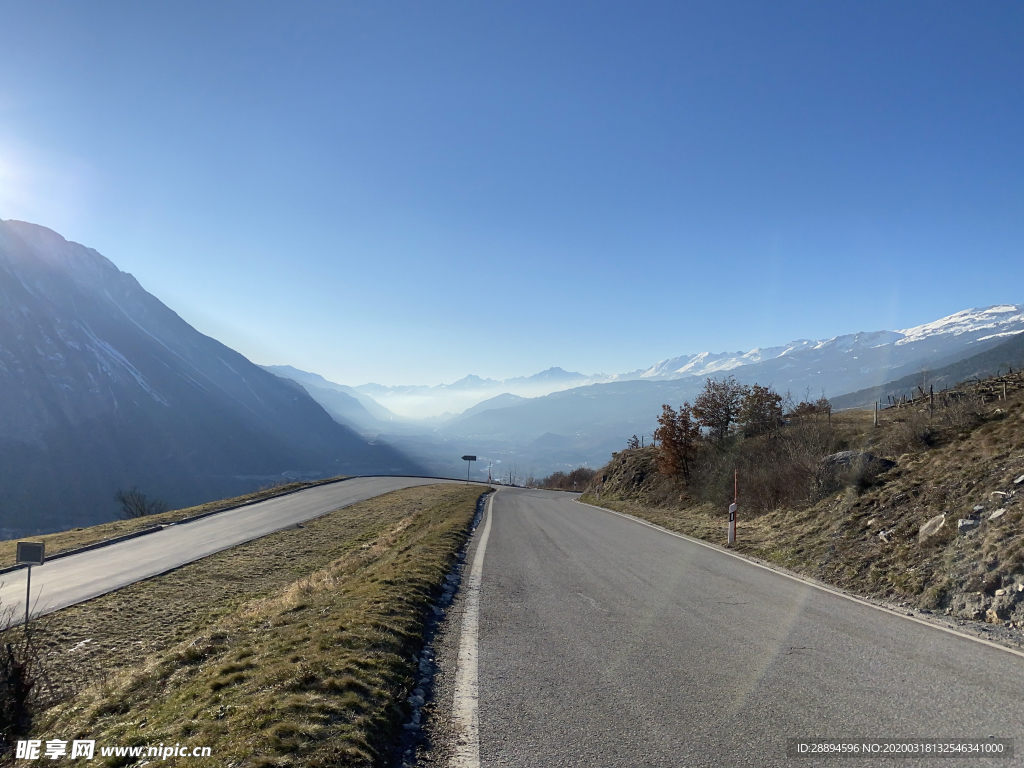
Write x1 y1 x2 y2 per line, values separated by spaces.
266 303 1024 480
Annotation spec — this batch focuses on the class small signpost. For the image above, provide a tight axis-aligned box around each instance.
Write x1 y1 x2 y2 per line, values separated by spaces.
727 469 738 545
462 455 477 483
16 541 44 630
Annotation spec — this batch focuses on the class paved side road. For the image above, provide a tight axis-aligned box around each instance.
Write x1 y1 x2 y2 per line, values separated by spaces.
0 477 460 621
426 488 1024 768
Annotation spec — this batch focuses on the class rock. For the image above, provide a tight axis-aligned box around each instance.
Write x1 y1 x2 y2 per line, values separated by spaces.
950 592 989 621
973 504 986 513
957 518 980 534
996 589 1007 596
1015 474 1024 485
989 508 1007 521
1018 584 1024 593
878 529 892 543
918 513 946 541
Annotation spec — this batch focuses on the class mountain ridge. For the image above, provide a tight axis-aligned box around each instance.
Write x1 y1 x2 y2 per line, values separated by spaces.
0 219 419 537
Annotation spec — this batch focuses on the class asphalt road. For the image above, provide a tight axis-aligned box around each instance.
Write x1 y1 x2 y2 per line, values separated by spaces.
461 488 1024 767
0 476 458 621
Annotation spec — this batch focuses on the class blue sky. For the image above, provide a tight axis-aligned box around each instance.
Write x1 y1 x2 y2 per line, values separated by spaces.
0 1 1021 385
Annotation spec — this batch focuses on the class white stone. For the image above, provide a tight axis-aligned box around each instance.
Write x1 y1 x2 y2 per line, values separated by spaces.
918 513 946 541
989 508 1007 521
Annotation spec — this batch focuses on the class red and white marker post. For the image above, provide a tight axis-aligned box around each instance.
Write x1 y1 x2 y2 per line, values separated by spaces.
727 469 738 544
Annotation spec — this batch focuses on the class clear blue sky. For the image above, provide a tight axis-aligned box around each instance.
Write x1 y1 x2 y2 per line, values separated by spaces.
1 1 1021 385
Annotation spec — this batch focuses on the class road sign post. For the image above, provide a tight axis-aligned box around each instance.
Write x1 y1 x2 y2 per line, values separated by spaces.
16 541 45 630
462 455 477 483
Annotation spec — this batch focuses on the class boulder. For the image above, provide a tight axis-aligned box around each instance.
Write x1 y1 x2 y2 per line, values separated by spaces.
989 508 1007 521
957 518 980 534
918 513 946 542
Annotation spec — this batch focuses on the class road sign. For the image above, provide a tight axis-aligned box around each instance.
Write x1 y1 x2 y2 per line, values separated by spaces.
462 455 477 483
17 541 44 565
17 541 44 630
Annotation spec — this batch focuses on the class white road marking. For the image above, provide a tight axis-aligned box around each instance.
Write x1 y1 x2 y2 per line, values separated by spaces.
576 498 1024 660
450 491 495 768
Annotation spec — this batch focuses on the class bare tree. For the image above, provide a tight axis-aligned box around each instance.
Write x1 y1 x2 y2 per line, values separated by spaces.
692 376 747 444
739 384 784 437
114 486 168 519
655 403 701 480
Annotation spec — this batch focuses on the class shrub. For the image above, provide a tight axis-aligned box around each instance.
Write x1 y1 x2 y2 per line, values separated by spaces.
114 486 169 519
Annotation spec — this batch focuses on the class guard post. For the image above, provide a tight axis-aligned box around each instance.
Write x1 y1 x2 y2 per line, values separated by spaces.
16 541 45 630
727 468 738 544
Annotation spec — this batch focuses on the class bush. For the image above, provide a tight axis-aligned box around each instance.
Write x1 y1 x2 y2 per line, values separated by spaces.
0 607 58 756
539 467 597 491
114 486 169 519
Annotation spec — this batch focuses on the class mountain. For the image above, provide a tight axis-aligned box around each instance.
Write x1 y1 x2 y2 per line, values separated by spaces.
263 304 1024 478
349 367 599 418
624 306 1024 383
831 331 1024 410
261 365 404 431
0 220 419 537
432 305 1024 473
444 393 526 424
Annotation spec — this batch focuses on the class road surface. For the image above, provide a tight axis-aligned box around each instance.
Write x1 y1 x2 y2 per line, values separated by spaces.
0 476 460 621
430 488 1024 768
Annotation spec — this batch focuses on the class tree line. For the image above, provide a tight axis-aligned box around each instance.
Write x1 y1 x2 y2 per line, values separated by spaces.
645 376 837 512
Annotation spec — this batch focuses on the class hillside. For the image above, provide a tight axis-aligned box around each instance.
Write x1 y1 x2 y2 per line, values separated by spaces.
0 220 419 537
831 330 1024 410
584 373 1024 635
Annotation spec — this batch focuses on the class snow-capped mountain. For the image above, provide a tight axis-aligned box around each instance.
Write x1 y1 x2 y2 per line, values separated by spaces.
628 305 1024 383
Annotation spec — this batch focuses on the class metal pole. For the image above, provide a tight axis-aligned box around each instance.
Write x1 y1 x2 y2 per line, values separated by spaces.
25 564 31 630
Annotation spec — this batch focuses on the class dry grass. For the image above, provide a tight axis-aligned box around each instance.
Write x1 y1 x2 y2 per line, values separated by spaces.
0 478 348 570
11 484 484 767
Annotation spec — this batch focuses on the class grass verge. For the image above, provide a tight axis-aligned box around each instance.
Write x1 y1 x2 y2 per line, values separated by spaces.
15 483 485 767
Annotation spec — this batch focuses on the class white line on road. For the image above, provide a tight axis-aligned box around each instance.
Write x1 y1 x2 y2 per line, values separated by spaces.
450 491 494 768
576 498 1024 660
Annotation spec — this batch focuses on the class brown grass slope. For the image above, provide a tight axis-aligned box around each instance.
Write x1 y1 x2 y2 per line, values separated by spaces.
584 380 1024 631
9 484 485 767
